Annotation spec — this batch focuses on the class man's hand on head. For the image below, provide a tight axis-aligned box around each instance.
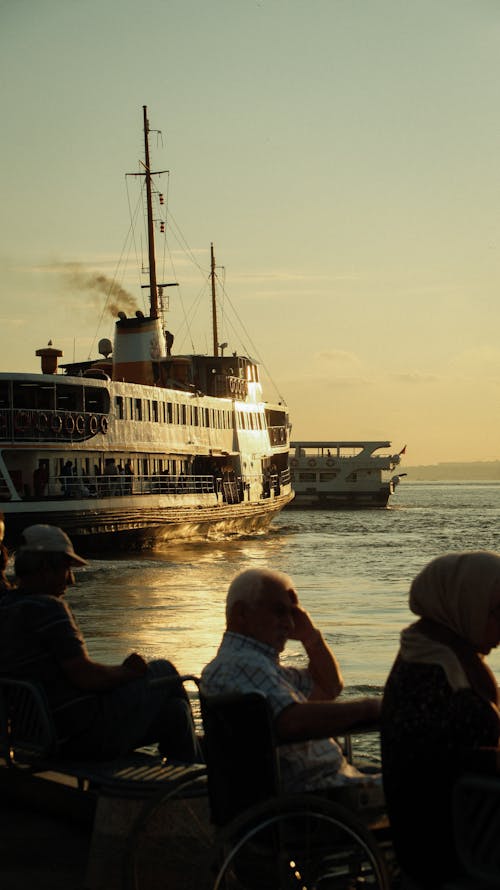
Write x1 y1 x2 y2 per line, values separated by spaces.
286 590 320 648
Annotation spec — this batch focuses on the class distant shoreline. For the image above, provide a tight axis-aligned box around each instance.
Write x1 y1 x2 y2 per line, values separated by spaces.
402 462 500 482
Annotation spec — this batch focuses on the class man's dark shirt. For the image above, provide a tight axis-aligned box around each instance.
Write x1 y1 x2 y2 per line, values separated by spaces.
0 590 98 737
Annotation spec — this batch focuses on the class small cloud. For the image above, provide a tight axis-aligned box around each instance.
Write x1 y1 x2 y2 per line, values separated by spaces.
325 375 373 387
390 371 439 384
316 349 362 367
448 346 500 370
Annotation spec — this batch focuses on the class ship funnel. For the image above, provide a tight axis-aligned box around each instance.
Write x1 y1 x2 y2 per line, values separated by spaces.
36 342 63 375
112 313 166 384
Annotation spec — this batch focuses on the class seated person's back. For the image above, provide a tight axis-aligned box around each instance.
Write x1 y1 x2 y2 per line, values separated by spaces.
381 551 500 889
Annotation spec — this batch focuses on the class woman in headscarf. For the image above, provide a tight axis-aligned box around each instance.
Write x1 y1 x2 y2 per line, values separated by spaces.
381 551 500 889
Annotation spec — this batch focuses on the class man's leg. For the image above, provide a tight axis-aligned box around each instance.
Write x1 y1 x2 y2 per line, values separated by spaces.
64 659 202 762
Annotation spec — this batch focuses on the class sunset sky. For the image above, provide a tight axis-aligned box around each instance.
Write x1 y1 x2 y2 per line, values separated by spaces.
2 0 500 465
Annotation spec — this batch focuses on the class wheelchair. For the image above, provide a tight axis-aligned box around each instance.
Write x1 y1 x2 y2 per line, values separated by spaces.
200 691 392 890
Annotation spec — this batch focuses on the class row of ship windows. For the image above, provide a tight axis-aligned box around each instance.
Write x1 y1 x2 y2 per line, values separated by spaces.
115 397 267 432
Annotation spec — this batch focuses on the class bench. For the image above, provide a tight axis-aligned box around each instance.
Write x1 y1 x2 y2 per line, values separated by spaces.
1 676 394 890
0 676 208 890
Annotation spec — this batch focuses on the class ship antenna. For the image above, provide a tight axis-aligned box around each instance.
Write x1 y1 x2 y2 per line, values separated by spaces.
211 242 219 357
143 105 159 319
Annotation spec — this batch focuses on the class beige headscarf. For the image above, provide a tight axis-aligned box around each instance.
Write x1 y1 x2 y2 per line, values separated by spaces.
400 551 500 698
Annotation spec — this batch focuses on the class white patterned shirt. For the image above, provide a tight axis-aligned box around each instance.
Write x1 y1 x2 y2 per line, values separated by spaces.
201 631 365 792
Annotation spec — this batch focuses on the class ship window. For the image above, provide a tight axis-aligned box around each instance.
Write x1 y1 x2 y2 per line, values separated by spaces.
135 399 142 421
319 473 337 481
193 406 198 426
0 382 10 409
166 402 172 423
115 396 124 420
298 472 316 482
152 401 158 422
181 404 186 425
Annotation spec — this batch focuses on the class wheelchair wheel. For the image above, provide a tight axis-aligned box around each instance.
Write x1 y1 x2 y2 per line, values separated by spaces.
123 769 213 890
213 793 390 890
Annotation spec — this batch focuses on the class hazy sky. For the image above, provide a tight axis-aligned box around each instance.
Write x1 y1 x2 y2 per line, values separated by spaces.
2 0 500 465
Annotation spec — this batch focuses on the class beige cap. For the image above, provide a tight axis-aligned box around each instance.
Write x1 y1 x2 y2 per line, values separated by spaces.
19 524 88 566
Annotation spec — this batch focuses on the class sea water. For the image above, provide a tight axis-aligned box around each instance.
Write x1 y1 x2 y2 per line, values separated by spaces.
67 481 500 693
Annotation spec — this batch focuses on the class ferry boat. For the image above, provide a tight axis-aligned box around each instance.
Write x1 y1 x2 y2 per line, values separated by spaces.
287 441 405 509
0 107 293 551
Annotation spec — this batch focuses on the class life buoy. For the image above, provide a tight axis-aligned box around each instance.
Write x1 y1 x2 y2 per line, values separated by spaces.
326 458 334 467
89 415 99 435
308 459 317 467
75 415 85 435
37 412 49 432
100 416 108 434
290 458 298 467
65 414 75 434
51 414 63 434
14 411 30 431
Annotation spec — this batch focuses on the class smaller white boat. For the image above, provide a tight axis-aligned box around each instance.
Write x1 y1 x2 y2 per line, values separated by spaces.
287 441 406 509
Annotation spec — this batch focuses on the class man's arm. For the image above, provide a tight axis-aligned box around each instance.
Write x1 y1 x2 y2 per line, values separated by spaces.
289 600 343 700
60 651 148 691
274 697 381 743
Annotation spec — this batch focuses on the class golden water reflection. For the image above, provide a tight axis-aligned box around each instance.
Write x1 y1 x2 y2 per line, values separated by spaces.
67 534 292 678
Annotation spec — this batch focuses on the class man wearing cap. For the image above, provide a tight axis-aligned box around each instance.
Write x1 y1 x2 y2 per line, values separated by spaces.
0 524 201 763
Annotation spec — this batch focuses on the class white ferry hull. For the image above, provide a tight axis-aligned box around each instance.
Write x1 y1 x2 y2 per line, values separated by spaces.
288 486 392 510
2 490 294 551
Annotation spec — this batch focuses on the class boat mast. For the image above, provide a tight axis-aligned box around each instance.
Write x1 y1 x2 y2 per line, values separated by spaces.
143 105 159 319
211 242 219 356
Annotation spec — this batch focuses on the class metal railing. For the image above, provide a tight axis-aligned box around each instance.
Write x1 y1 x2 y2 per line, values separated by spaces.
5 470 292 503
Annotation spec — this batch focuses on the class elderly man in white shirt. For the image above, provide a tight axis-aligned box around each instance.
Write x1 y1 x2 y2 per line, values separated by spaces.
201 567 381 795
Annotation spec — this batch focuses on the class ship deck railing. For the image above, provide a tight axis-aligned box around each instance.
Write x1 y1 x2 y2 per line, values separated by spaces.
0 469 291 503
